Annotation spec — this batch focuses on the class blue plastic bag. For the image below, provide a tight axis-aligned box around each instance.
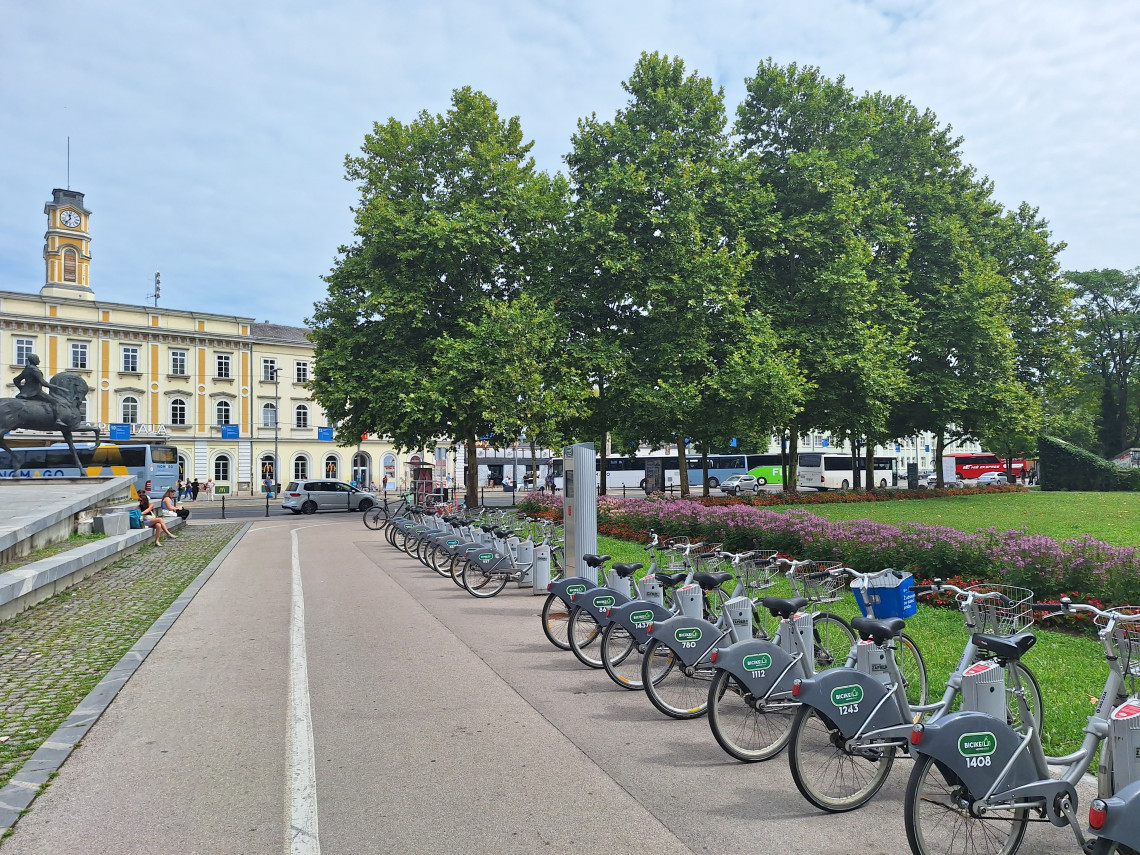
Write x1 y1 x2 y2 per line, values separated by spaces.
128 508 143 529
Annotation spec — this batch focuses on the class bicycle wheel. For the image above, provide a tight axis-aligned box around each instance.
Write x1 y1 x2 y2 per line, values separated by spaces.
1005 660 1044 734
904 753 1028 855
568 607 606 668
601 621 642 689
540 594 572 651
363 505 387 531
707 668 797 762
428 544 452 577
460 560 508 598
640 639 713 719
788 705 896 812
897 632 930 707
811 613 856 671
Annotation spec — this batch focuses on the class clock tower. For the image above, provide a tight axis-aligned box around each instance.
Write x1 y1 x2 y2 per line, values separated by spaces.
42 188 94 300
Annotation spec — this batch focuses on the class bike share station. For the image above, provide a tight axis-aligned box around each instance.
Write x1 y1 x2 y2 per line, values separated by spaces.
541 442 598 604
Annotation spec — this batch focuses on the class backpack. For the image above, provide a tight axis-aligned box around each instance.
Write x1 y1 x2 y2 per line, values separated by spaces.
128 508 143 529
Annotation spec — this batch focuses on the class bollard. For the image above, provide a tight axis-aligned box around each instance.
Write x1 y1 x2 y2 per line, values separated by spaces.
265 493 271 517
221 495 227 519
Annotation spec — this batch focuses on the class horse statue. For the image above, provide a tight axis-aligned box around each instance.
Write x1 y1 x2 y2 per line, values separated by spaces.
1 371 101 475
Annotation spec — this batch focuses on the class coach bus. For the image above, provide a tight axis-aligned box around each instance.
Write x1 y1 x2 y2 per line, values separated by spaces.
0 442 179 499
548 452 782 491
945 453 1026 481
797 453 898 491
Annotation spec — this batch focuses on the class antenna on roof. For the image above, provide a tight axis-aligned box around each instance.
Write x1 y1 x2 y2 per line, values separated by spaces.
67 136 70 190
150 271 161 307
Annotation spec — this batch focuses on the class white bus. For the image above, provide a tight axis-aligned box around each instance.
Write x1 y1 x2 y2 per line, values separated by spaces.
797 453 898 491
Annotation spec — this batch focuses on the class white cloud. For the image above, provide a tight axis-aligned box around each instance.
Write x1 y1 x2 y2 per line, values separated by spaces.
1 0 1137 326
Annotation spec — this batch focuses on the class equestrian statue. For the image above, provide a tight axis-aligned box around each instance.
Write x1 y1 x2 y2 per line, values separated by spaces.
1 354 100 475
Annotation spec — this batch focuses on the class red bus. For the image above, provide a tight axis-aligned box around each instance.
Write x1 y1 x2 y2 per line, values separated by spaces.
946 453 1026 480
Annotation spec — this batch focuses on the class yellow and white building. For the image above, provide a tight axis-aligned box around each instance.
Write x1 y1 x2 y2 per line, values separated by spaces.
0 188 421 494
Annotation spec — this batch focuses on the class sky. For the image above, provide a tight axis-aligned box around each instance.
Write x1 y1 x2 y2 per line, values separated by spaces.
1 1 1138 328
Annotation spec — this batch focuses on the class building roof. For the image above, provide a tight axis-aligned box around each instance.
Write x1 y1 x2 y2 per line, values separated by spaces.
251 322 312 345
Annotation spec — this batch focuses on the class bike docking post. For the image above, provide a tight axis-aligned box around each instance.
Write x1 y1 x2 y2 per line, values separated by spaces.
722 597 753 641
562 442 598 584
531 541 550 595
512 535 534 588
676 584 703 618
637 574 665 607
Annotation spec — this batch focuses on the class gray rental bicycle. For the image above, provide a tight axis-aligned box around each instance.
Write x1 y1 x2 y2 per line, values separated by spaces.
903 598 1140 855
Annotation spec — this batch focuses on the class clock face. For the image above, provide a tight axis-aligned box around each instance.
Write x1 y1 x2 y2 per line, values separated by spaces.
60 210 81 228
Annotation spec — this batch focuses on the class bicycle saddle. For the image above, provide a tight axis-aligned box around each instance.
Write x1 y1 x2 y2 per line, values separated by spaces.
693 572 734 590
583 554 612 568
760 596 809 618
654 572 688 588
611 563 642 578
971 632 1036 661
852 616 906 644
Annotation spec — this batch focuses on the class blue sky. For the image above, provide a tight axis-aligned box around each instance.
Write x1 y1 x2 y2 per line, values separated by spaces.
1 0 1137 327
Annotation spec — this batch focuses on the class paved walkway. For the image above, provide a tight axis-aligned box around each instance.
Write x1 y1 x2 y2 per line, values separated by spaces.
0 517 1087 854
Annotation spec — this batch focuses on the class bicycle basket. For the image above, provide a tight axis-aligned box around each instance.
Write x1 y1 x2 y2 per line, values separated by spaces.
1110 610 1140 679
737 551 780 592
788 560 846 604
852 570 916 619
960 584 1034 635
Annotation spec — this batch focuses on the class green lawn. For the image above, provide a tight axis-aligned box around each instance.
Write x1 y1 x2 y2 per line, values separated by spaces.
793 490 1140 546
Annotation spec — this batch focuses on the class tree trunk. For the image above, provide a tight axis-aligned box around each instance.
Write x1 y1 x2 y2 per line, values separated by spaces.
530 439 538 493
849 439 861 491
935 432 946 488
598 430 608 496
465 428 479 507
701 448 709 498
865 441 876 490
676 438 689 497
788 430 800 491
780 431 789 492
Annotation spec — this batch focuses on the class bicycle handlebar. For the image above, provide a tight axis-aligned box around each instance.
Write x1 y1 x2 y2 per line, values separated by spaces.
1032 598 1140 623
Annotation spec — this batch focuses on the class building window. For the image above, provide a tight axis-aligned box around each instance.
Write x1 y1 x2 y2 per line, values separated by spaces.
324 455 338 479
170 349 187 376
121 396 139 424
263 358 277 382
293 456 309 481
262 402 277 427
216 400 232 425
295 361 309 384
78 398 87 422
214 454 232 482
70 342 88 369
63 248 77 282
14 338 34 365
170 398 187 426
216 353 231 379
122 346 139 373
294 404 309 428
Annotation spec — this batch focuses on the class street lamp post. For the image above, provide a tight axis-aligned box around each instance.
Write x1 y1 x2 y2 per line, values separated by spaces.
273 367 280 495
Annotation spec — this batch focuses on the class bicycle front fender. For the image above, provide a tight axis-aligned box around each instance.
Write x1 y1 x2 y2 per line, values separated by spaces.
607 600 673 643
645 615 722 667
714 638 798 698
910 711 1038 799
793 668 901 739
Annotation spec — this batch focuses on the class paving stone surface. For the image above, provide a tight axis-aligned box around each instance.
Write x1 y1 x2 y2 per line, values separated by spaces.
0 523 242 788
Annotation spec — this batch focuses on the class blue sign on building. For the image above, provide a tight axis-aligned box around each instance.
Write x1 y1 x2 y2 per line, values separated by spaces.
821 438 829 447
109 423 130 441
317 427 334 441
220 424 239 440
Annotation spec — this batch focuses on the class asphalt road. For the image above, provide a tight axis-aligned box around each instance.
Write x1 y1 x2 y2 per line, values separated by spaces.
2 515 1085 854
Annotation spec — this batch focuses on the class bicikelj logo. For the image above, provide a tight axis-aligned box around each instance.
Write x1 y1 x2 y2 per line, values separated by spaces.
593 595 616 609
478 553 494 561
830 685 864 706
674 627 703 643
958 732 997 757
743 653 772 671
630 609 654 624
567 584 586 595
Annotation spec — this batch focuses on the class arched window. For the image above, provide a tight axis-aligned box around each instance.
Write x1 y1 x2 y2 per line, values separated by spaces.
294 404 309 428
324 455 338 479
63 247 78 283
353 452 371 487
261 402 276 427
216 400 231 426
121 396 139 424
293 455 309 481
213 453 232 482
260 454 276 484
170 398 187 426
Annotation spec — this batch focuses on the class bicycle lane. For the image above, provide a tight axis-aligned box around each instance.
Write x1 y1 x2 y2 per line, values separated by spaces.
368 542 1091 855
299 526 695 854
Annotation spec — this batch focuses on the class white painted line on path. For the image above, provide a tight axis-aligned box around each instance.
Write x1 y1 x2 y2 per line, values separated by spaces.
287 527 321 855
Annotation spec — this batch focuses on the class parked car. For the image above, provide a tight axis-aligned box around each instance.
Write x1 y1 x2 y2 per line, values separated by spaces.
281 479 378 514
927 472 964 488
976 471 1009 487
720 473 760 495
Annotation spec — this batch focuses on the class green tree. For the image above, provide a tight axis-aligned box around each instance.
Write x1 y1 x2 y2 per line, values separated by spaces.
564 53 802 496
307 87 568 505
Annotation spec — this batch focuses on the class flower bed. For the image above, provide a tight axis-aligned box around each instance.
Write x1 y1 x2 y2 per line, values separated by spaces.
521 493 1140 606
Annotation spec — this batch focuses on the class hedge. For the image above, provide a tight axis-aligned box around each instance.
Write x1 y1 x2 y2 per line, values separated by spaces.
1039 434 1140 492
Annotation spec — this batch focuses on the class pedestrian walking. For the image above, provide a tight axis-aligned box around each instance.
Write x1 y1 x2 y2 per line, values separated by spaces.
204 478 215 500
545 471 555 494
382 474 388 493
191 478 200 501
176 479 184 502
264 474 274 498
